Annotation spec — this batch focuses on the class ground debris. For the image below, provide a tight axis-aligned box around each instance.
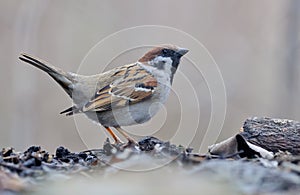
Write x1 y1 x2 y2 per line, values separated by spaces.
1 117 300 194
138 136 165 151
0 139 298 195
0 136 236 193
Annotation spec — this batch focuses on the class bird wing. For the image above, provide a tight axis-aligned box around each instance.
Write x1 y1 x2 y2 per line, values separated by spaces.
81 65 158 113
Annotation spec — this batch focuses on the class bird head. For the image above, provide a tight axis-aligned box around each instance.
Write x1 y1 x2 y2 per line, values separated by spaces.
138 45 189 73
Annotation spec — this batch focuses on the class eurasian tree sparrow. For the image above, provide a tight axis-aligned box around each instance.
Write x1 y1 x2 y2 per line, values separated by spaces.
19 45 188 144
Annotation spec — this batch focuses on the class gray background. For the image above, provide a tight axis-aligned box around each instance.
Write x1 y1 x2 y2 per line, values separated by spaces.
1 0 299 152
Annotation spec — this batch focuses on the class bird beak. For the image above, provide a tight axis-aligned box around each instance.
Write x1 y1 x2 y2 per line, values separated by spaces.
177 48 189 56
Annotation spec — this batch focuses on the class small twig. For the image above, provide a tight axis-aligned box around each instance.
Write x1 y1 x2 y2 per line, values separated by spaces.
223 150 244 159
3 155 19 160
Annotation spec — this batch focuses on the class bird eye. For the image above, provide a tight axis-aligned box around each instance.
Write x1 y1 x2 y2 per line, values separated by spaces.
162 60 166 63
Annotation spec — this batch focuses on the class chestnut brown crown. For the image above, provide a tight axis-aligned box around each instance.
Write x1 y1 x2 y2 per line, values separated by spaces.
138 45 188 64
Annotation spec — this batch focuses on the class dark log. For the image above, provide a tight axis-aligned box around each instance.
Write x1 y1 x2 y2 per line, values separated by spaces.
240 117 300 155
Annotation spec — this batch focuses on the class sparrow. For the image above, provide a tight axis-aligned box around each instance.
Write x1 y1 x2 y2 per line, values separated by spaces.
19 45 189 145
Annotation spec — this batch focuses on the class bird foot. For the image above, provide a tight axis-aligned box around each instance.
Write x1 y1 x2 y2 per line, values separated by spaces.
119 139 138 150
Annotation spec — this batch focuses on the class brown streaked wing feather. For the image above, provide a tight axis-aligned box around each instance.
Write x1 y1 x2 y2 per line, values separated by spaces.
82 66 157 113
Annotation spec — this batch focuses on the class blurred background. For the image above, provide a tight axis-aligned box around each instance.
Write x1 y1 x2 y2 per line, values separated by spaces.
0 0 299 153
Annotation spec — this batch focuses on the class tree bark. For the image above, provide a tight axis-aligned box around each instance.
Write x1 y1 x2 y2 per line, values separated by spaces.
240 117 300 155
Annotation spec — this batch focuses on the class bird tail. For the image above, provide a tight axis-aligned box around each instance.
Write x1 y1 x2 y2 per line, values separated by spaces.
19 53 75 97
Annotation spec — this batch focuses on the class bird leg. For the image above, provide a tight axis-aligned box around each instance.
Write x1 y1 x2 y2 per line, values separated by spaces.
104 126 123 144
114 126 138 145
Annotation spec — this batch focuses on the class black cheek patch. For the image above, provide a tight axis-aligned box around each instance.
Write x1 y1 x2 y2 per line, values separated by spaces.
156 60 165 70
